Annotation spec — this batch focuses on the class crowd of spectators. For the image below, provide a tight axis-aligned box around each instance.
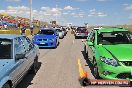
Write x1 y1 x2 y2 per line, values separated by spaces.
0 14 40 30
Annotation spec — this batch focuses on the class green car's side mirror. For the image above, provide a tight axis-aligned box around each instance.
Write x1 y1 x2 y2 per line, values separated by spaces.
88 42 93 46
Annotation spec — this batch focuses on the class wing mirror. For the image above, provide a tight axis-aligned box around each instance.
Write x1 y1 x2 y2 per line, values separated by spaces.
87 42 93 46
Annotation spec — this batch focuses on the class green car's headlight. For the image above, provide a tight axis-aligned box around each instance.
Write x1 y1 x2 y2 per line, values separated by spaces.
100 57 120 67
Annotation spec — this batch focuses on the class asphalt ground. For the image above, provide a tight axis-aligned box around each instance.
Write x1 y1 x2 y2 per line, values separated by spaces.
16 31 131 88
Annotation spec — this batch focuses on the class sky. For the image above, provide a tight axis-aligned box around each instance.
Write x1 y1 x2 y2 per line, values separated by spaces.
0 0 132 26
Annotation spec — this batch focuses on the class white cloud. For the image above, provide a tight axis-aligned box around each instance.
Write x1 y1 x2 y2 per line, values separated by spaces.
97 12 107 17
0 10 6 13
0 6 30 17
5 0 20 2
125 5 132 10
90 9 96 12
74 0 88 2
1 5 62 17
33 10 38 13
63 12 68 15
0 5 82 23
0 6 61 22
40 6 62 16
41 7 50 11
123 4 128 6
72 12 85 18
64 6 79 10
88 9 107 17
7 6 29 11
97 0 110 1
78 13 84 17
128 14 132 18
71 13 76 15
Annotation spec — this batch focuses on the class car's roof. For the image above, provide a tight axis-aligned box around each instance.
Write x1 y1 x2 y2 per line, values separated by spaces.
96 28 128 33
54 28 61 29
40 28 54 30
0 34 24 39
78 27 85 28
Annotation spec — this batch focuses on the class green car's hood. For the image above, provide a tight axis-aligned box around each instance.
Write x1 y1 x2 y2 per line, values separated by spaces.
98 44 132 61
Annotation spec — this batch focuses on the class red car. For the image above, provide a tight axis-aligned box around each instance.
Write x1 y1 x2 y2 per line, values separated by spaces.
75 27 88 39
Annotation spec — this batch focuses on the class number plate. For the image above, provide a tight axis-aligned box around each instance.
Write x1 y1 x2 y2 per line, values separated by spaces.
40 42 45 44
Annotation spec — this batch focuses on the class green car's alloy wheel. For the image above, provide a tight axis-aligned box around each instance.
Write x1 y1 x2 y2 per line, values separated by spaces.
93 58 100 79
79 77 90 86
2 83 10 88
84 45 88 58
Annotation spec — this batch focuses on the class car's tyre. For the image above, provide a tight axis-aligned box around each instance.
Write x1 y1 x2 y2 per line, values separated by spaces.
30 57 38 74
84 45 88 58
2 82 10 88
93 58 100 79
79 77 90 87
57 41 60 46
54 45 57 49
75 36 77 39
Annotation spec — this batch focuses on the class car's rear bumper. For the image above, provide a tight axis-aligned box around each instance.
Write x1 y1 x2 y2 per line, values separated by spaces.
75 33 88 37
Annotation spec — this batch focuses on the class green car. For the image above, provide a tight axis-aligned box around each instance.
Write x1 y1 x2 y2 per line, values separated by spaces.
84 27 132 80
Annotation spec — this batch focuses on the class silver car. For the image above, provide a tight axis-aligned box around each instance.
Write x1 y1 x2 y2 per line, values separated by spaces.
54 28 64 39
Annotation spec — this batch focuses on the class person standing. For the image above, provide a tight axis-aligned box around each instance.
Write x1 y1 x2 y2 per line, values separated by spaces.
4 23 7 29
21 25 26 35
30 25 34 36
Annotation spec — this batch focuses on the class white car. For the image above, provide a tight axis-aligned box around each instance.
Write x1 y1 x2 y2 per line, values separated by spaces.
54 28 64 39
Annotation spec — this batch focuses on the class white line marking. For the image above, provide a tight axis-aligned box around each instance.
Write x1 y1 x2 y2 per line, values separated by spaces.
73 40 75 44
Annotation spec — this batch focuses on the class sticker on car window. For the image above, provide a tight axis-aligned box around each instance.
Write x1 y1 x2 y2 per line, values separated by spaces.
131 70 132 76
1 41 11 45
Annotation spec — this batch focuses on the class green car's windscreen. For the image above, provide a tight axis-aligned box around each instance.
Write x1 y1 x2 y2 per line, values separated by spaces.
98 31 132 45
0 39 12 59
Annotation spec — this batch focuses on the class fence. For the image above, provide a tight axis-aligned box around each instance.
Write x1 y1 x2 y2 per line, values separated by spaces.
0 28 39 36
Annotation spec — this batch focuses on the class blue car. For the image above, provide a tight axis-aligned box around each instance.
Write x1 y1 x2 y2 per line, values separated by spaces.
32 28 59 48
0 34 40 88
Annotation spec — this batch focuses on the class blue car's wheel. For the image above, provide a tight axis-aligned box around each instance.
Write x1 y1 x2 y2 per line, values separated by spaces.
54 45 57 49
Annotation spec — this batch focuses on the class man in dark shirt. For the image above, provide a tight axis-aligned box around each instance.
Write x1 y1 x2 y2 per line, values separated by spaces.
21 25 26 35
30 25 34 36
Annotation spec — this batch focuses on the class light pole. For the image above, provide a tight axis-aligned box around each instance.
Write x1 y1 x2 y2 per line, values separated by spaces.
29 0 32 27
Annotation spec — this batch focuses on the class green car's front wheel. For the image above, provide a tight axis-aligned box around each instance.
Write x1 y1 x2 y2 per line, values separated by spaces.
93 58 100 79
84 45 88 58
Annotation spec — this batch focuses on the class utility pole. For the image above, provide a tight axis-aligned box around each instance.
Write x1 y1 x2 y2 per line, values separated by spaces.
55 0 59 25
55 4 58 24
29 0 32 27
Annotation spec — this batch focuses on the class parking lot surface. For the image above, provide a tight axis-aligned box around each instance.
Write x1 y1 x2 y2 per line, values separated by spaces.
16 31 131 88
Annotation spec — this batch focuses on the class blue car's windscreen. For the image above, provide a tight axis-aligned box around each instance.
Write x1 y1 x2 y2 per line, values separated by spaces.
38 30 55 35
0 39 12 59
